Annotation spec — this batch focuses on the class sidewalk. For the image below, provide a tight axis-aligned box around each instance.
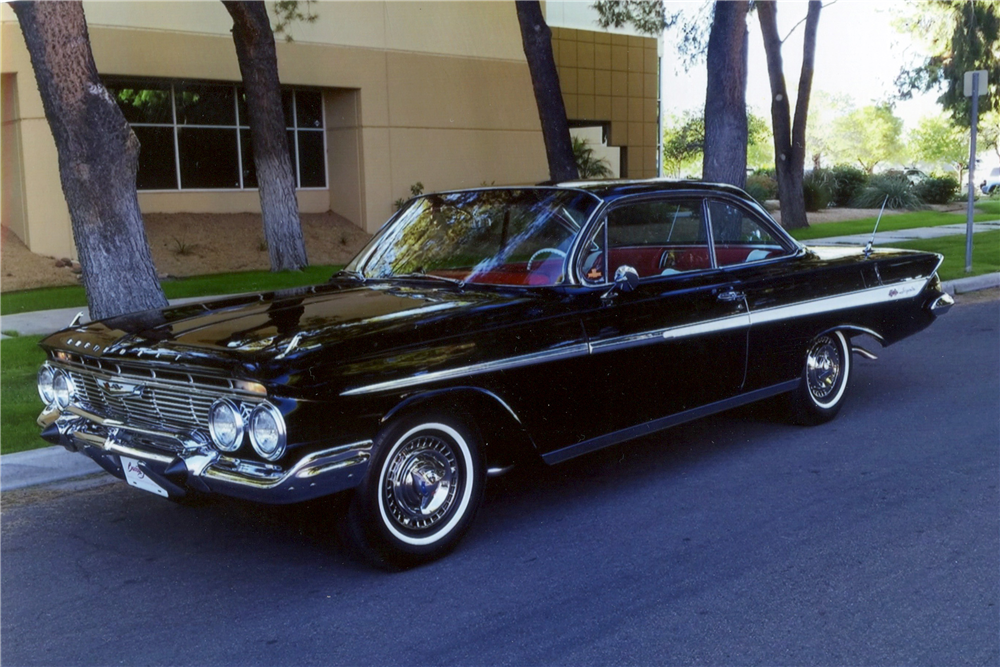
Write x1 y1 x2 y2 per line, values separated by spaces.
806 220 1000 247
2 228 998 492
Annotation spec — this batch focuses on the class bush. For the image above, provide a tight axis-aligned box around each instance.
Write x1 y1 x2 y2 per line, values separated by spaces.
828 165 868 207
913 175 960 205
745 172 778 204
851 173 923 209
802 169 832 212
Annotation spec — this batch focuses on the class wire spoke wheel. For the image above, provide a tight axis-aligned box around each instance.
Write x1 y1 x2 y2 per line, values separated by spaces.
346 416 484 568
790 330 851 425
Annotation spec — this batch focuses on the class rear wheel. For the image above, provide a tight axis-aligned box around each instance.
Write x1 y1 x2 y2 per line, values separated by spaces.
789 330 851 425
344 415 485 568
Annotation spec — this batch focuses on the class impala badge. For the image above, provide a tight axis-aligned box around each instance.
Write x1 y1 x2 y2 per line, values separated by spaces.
97 379 145 397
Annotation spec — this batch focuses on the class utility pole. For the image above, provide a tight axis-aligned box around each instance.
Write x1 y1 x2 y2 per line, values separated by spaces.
964 70 987 274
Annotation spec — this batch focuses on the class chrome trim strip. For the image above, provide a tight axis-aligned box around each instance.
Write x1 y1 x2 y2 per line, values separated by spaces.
543 380 800 465
748 278 929 327
340 343 590 396
588 312 750 355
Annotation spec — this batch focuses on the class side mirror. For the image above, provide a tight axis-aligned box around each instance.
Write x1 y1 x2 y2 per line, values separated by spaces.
611 265 639 293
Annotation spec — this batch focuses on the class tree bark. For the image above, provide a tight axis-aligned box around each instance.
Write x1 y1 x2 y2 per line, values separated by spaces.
703 0 749 188
757 0 821 230
11 1 167 321
515 0 579 182
223 1 308 271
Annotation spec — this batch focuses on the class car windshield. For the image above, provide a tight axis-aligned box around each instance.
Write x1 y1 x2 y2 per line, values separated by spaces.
354 189 601 286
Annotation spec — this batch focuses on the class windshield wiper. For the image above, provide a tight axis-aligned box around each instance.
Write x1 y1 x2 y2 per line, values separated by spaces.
395 272 466 288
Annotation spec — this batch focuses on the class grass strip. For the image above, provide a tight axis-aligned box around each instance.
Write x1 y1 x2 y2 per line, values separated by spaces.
1 334 48 455
789 209 997 242
890 230 1000 282
1 264 342 316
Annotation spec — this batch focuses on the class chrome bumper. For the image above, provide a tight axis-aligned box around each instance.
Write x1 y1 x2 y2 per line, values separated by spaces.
38 406 371 504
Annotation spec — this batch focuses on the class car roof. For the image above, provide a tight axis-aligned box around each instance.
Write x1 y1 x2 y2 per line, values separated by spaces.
552 178 752 203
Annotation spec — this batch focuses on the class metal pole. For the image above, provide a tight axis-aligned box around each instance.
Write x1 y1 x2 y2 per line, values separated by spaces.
966 75 979 274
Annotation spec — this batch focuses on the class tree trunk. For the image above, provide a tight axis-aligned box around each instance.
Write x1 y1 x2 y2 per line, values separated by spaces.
223 1 308 271
703 0 749 188
757 0 821 230
515 0 579 182
11 1 167 321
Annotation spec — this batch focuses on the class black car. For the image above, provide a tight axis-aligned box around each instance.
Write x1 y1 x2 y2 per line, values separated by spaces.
36 180 954 566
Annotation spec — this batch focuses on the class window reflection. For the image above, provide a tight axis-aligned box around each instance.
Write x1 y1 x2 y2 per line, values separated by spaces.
361 190 600 286
103 77 326 191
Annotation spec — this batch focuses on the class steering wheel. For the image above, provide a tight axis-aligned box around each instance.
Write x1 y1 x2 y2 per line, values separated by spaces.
526 247 567 271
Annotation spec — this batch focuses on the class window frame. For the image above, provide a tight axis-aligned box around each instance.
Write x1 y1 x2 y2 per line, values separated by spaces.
104 77 328 193
575 192 800 286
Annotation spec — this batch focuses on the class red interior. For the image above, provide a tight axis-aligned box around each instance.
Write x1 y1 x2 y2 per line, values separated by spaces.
431 246 781 286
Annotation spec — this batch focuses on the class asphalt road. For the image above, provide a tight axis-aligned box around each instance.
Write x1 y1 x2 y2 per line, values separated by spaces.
2 297 997 667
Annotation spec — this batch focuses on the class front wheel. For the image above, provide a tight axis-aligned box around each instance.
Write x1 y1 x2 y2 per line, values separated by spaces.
789 330 851 425
344 415 485 568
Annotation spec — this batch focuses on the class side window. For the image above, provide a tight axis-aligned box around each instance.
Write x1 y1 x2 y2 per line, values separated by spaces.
580 199 711 282
707 200 789 267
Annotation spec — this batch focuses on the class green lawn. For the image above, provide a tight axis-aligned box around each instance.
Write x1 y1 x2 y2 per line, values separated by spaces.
1 264 342 316
976 199 1000 217
1 334 48 455
891 230 1000 282
789 208 997 242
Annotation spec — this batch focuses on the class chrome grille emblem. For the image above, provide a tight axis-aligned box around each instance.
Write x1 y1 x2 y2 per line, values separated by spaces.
96 378 146 397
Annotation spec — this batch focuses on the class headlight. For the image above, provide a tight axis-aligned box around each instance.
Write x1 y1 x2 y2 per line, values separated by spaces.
52 369 75 409
208 398 244 452
38 366 56 406
249 402 286 461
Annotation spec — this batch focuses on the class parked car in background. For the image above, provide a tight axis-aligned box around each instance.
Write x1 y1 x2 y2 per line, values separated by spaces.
981 167 1000 195
35 180 954 567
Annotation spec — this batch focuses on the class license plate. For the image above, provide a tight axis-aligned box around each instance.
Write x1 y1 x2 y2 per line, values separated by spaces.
121 456 168 497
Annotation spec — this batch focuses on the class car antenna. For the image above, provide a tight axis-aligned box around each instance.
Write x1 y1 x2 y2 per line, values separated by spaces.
863 195 889 258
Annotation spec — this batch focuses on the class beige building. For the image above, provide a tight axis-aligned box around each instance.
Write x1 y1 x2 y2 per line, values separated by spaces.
1 1 660 259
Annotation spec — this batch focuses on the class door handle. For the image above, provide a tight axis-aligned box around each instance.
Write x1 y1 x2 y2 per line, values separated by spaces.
717 290 745 302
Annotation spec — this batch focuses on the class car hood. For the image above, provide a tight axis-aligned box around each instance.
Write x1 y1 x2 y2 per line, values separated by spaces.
41 281 548 375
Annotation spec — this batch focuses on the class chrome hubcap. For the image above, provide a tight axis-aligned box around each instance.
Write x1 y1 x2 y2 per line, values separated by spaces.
383 435 459 532
807 336 841 401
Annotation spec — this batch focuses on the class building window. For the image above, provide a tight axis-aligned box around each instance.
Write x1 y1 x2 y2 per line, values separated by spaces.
104 78 326 191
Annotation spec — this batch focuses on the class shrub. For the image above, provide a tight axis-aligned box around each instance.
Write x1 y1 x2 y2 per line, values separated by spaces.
851 173 923 209
744 172 778 204
828 164 868 207
912 175 959 205
393 182 424 210
802 169 832 212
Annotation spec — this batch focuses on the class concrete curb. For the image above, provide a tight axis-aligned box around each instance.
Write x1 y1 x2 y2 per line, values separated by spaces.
1 445 103 492
2 273 998 493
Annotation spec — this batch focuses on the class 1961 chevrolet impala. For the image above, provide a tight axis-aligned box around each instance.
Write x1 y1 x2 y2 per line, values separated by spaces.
36 180 953 566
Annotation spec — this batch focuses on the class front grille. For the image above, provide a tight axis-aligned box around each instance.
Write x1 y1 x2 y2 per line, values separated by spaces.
56 356 260 433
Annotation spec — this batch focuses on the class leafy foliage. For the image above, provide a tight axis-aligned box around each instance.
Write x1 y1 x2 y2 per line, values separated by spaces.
394 182 425 211
908 114 969 179
894 0 1000 127
852 173 923 210
272 0 318 42
661 110 705 176
913 175 960 204
662 108 773 177
592 0 670 36
571 136 613 178
802 169 832 212
827 165 869 207
830 104 905 173
745 172 778 204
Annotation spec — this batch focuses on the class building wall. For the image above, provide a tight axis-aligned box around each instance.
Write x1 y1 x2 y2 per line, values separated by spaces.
551 27 659 179
1 1 658 259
